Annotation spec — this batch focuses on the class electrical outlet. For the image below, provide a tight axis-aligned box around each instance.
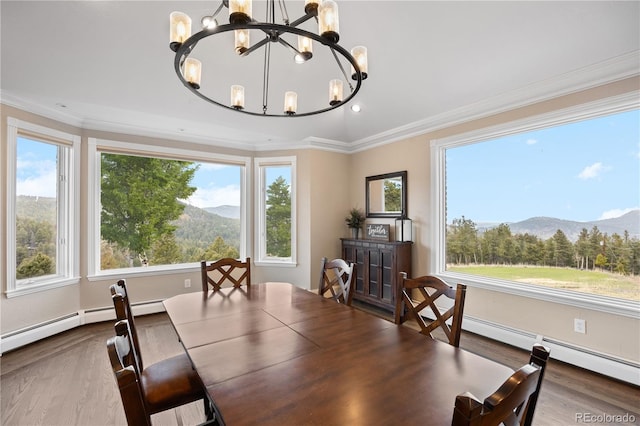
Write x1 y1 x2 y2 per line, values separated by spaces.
184 279 191 288
574 318 586 334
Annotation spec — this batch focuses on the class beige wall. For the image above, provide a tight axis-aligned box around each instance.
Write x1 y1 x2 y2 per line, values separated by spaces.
2 76 639 363
308 149 352 290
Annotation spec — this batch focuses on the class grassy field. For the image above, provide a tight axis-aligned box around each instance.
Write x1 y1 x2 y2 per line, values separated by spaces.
447 264 640 301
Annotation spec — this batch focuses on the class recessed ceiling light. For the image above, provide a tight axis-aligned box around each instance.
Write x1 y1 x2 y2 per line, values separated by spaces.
351 104 361 112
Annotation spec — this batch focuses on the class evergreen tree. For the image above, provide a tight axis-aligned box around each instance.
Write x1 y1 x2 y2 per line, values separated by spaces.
595 253 608 270
551 229 574 267
150 233 183 265
447 216 478 264
588 226 604 270
202 236 240 260
265 176 291 257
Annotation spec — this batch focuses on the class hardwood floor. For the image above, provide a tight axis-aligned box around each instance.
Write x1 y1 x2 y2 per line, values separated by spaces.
1 310 638 426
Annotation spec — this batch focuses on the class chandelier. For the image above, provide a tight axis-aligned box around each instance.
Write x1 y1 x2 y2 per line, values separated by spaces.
169 0 368 117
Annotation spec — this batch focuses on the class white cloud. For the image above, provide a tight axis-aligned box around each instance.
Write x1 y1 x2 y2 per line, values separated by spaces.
526 138 537 145
186 185 240 208
599 207 639 220
16 159 57 197
577 162 605 180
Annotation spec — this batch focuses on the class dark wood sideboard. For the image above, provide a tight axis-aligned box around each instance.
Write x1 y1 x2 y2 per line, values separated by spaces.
341 238 412 315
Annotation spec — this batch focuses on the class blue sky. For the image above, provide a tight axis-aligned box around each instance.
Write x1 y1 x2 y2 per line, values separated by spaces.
16 139 57 198
446 109 640 223
186 163 242 208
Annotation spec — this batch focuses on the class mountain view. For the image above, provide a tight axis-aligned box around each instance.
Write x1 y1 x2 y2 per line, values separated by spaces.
203 205 240 219
174 203 240 249
474 209 639 242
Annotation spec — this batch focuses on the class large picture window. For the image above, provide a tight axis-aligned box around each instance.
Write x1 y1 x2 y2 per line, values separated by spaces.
431 95 639 316
255 157 296 265
88 139 249 276
6 118 80 296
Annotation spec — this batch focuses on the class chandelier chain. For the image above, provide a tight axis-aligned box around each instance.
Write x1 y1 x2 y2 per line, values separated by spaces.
331 47 354 92
278 0 290 25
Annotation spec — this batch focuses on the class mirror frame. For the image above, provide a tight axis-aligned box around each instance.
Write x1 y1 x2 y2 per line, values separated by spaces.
365 171 407 218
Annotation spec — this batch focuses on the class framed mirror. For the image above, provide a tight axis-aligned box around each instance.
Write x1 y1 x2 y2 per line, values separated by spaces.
366 171 407 218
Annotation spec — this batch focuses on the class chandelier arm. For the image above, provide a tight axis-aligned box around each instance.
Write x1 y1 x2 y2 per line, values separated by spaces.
240 36 271 57
277 38 302 56
211 2 225 19
330 47 355 92
288 13 315 28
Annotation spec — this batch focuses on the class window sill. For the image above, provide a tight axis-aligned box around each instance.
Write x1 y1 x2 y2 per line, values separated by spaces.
5 277 80 298
254 260 297 268
87 263 201 282
438 271 640 319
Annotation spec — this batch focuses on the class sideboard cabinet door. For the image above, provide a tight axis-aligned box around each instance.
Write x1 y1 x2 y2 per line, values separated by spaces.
341 238 412 314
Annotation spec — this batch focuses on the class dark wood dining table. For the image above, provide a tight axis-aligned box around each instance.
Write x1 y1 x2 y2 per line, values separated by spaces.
163 282 514 425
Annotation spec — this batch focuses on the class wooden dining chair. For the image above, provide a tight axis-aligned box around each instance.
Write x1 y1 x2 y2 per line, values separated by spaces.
109 280 216 424
395 272 467 347
318 257 356 306
201 257 251 292
452 344 551 426
107 319 218 425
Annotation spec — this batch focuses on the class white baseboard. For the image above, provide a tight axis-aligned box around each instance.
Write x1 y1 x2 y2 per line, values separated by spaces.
0 314 81 354
82 300 166 324
0 301 166 355
463 315 640 386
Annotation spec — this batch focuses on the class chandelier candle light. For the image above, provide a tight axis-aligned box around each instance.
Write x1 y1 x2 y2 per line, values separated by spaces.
169 0 368 117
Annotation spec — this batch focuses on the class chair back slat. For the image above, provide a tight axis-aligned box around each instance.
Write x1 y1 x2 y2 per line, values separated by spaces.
395 272 467 347
201 258 251 292
110 279 143 370
319 257 356 306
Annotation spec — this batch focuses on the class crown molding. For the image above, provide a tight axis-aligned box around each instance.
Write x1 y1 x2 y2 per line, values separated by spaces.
2 51 638 154
345 50 640 153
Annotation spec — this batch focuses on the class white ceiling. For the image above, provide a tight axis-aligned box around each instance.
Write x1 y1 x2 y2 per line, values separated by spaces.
1 1 639 152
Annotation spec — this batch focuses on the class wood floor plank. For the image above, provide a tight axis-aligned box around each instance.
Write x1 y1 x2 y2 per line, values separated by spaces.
1 311 638 426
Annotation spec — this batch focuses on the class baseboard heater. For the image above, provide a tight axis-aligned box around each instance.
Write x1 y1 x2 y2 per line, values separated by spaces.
462 315 640 386
0 300 165 355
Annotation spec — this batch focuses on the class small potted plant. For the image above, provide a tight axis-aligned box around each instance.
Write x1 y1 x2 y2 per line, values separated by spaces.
345 207 366 239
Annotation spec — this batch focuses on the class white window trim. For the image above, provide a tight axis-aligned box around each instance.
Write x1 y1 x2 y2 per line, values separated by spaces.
87 138 251 279
5 118 80 297
430 92 640 319
254 156 297 266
